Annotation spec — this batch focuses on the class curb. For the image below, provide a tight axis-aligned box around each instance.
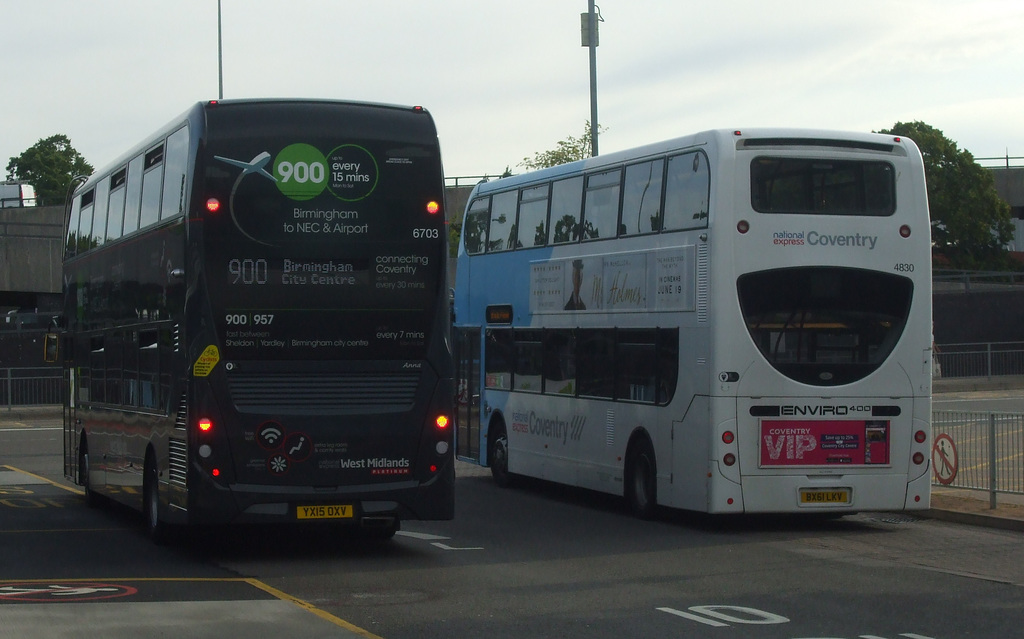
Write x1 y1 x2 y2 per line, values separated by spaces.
919 508 1024 533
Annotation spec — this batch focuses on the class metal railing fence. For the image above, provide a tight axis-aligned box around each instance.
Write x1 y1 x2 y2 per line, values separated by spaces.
935 342 1024 379
932 411 1024 507
0 367 62 409
2 367 1020 507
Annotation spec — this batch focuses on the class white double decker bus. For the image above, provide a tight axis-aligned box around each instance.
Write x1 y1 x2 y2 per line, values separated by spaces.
453 128 933 517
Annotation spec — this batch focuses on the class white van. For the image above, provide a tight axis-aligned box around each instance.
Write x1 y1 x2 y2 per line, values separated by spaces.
0 182 37 207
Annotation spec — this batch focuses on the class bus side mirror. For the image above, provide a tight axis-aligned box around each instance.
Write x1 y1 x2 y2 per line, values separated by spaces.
43 333 59 363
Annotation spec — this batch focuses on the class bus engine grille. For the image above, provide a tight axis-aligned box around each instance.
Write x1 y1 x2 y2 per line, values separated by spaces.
227 372 420 414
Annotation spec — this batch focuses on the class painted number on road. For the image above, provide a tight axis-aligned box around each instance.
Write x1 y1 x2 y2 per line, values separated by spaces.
657 606 935 638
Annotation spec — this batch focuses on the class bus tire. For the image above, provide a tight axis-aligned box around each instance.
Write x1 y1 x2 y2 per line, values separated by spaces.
625 437 657 519
143 451 169 544
78 435 100 508
489 420 513 488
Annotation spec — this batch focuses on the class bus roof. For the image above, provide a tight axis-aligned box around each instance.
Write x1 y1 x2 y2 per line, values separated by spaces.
466 127 912 198
73 99 436 197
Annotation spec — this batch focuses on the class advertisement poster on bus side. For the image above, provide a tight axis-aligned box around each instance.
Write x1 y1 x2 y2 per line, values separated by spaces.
528 246 695 314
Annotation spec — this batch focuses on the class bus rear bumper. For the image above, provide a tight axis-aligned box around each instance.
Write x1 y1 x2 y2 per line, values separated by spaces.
730 472 931 514
184 465 455 526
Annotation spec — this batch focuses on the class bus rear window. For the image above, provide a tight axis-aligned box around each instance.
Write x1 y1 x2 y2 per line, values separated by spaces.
738 267 912 386
750 158 895 216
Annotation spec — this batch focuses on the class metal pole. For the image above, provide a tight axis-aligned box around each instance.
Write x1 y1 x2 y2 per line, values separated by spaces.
989 413 998 509
588 0 599 157
218 0 224 99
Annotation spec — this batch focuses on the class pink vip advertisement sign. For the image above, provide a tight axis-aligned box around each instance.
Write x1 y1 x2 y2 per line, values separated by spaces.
760 420 890 467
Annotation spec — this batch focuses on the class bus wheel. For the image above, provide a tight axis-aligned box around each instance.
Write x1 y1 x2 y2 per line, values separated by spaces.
489 422 512 488
78 436 99 508
143 452 168 544
625 438 657 519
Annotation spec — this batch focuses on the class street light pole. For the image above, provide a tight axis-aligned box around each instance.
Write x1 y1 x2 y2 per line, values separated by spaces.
217 0 224 99
586 1 599 156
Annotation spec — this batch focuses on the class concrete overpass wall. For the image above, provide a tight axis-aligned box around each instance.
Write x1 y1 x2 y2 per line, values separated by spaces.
0 205 63 310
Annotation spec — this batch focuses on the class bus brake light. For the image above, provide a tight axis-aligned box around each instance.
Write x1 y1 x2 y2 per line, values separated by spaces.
435 415 450 430
206 198 221 213
426 201 440 214
198 418 213 433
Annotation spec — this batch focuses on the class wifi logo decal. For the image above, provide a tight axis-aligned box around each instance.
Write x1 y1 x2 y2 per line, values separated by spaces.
257 421 285 450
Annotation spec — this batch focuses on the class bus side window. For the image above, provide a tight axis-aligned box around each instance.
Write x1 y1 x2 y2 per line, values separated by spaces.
90 176 111 248
122 154 145 236
106 168 127 243
124 330 139 407
105 331 124 405
488 191 517 252
577 329 615 399
139 145 165 230
484 329 514 390
463 198 489 255
620 159 665 236
66 191 86 256
656 328 679 405
518 185 550 248
543 329 576 395
161 126 190 220
90 335 105 403
549 176 583 244
616 329 657 403
582 169 621 241
513 330 543 392
139 330 159 409
664 151 710 231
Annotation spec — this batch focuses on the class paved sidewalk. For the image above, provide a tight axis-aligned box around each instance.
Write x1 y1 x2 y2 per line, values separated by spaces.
924 486 1024 532
5 405 1022 532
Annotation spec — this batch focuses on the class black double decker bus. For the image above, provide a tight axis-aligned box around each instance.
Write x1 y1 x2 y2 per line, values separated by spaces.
58 99 454 541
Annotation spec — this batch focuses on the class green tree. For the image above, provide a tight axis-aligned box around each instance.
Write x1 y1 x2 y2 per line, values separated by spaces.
520 121 606 171
878 121 1013 270
6 134 93 205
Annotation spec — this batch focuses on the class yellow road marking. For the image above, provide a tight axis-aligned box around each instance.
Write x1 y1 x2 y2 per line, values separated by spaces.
1 465 83 495
245 578 386 639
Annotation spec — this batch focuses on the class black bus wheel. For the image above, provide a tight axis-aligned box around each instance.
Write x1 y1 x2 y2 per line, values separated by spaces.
489 422 512 488
78 436 99 508
143 452 168 544
625 438 657 519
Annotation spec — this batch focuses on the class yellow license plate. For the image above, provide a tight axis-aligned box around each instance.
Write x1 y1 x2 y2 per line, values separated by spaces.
799 489 851 505
297 504 354 520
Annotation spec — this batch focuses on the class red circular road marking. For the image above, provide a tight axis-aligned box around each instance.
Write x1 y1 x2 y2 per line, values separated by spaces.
0 582 138 602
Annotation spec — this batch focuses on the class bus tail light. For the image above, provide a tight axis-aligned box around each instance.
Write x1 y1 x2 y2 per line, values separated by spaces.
912 452 925 465
435 415 450 430
426 201 440 215
198 418 214 433
722 431 735 445
723 453 736 467
737 220 750 234
899 224 911 238
914 430 927 444
206 198 221 213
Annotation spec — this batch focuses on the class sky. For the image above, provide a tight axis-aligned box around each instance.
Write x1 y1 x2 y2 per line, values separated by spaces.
4 0 1024 181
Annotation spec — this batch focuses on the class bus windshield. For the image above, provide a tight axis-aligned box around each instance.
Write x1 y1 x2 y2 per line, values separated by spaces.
201 102 445 362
